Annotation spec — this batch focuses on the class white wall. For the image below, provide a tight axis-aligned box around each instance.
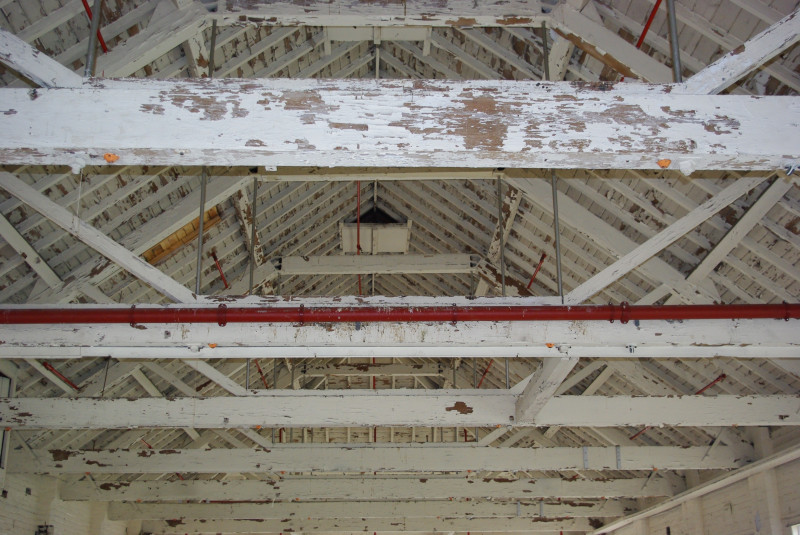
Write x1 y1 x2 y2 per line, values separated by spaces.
601 454 800 535
0 473 132 535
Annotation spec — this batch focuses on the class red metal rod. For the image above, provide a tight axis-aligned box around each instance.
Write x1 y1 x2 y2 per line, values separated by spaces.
636 0 664 49
2 303 797 325
695 373 727 395
253 359 269 389
41 361 80 391
630 372 728 440
211 251 229 289
476 359 494 389
526 252 548 290
80 0 109 53
463 428 468 442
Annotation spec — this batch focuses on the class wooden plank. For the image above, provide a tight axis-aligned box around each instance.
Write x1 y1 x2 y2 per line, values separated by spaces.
215 0 545 27
95 2 210 77
3 395 797 429
28 174 250 304
1 79 798 171
553 3 673 82
0 213 62 288
663 175 793 304
0 172 196 303
62 476 673 501
108 499 627 520
564 176 766 304
508 177 721 304
0 305 797 360
14 445 742 474
0 29 82 88
679 10 800 94
515 356 579 422
143 517 593 533
280 254 475 275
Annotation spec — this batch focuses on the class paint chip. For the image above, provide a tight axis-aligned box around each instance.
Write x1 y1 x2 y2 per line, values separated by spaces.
657 159 671 169
103 153 119 163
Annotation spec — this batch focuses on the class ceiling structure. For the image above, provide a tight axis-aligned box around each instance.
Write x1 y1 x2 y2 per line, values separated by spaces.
0 0 799 534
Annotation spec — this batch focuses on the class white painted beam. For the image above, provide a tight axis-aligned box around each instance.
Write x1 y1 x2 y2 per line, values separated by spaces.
0 213 62 288
29 174 250 304
182 359 248 396
679 10 800 94
0 172 196 303
3 395 797 429
14 445 742 474
95 2 210 77
515 356 579 422
1 80 798 171
21 359 74 394
109 499 626 521
565 175 766 304
62 476 673 501
0 29 82 88
1 299 795 360
551 3 673 82
280 254 475 275
663 175 793 305
144 517 593 534
16 1 85 43
299 363 445 376
214 0 545 27
508 177 721 304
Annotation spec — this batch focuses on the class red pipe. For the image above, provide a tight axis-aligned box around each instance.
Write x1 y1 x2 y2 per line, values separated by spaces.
2 303 796 325
463 428 468 442
41 361 80 391
211 252 230 289
636 0 664 49
80 0 109 53
526 253 548 290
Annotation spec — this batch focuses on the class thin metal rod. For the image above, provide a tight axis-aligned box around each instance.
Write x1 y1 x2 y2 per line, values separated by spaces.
83 0 104 77
248 176 258 294
497 177 506 297
246 359 250 390
665 0 683 82
80 0 108 53
551 170 564 302
194 168 208 295
505 358 510 389
208 20 217 78
541 21 550 82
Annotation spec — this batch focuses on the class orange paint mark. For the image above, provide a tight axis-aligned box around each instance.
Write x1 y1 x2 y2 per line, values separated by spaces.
103 153 119 163
208 343 217 348
657 159 671 168
546 343 555 348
